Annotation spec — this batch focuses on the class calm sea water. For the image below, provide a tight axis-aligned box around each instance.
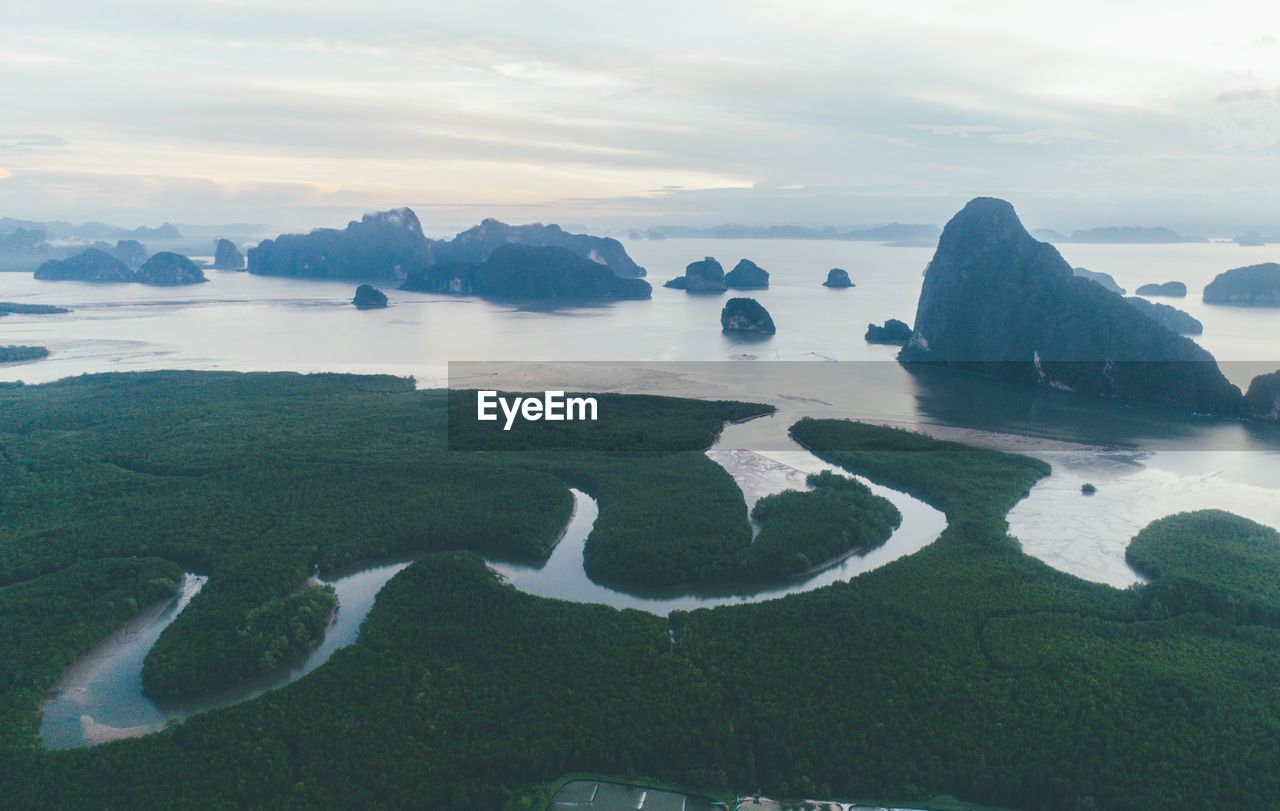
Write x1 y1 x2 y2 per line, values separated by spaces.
15 236 1280 747
2 238 1279 583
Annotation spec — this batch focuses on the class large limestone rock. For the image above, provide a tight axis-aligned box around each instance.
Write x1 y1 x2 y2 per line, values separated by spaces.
248 208 431 282
720 297 775 334
1203 263 1280 306
1244 371 1280 420
664 257 726 291
724 259 770 289
1135 281 1187 297
34 248 133 282
213 239 245 270
352 284 388 309
135 252 207 286
401 244 651 300
899 197 1242 415
865 319 913 345
427 218 645 277
822 268 854 288
112 240 148 269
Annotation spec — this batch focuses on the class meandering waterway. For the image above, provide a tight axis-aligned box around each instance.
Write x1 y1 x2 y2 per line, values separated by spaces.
39 424 947 749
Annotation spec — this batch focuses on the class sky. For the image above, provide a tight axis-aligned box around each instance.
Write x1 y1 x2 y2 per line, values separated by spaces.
3 0 1280 233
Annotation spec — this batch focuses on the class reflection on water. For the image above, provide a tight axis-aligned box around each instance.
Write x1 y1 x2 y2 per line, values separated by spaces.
1009 449 1280 588
15 241 1280 748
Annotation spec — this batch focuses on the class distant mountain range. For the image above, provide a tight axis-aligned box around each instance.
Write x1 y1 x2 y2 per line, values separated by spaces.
0 217 182 242
633 223 941 243
1032 226 1208 244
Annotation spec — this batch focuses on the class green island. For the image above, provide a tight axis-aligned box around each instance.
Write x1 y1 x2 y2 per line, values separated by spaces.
1 373 1279 809
0 302 69 315
0 345 49 363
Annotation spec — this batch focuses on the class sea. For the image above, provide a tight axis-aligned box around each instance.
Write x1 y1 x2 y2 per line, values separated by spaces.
2 236 1279 591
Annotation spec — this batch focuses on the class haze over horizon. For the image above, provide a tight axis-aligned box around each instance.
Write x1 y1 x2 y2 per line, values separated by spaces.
4 0 1280 233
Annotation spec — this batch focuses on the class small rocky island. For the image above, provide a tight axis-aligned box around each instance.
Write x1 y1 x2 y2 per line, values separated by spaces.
724 259 769 289
664 257 726 291
135 252 208 286
720 297 775 334
34 248 134 282
865 319 913 345
1073 267 1125 294
822 268 853 288
898 197 1243 415
1203 263 1280 306
1135 281 1187 297
213 239 245 270
34 248 206 285
352 284 388 309
401 244 651 300
1125 297 1202 335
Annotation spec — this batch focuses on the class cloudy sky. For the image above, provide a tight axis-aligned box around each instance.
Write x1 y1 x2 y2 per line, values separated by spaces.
3 0 1280 232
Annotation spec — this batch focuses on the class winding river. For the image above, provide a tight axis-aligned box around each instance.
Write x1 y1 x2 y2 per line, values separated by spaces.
39 422 947 749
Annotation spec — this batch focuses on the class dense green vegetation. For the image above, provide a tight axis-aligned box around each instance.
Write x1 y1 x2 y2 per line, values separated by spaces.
740 470 900 578
1127 509 1280 624
0 302 69 315
145 583 337 696
0 373 761 695
0 345 48 362
0 558 181 745
4 377 1280 810
449 388 779 586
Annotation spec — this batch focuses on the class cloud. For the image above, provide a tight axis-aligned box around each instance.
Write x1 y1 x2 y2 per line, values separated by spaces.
0 134 68 152
990 128 1104 144
909 124 1001 137
4 1 1280 227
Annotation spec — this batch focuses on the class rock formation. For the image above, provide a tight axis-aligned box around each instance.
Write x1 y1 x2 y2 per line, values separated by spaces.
0 228 49 256
899 197 1243 415
865 319 913 345
822 268 853 288
720 297 775 334
352 284 388 309
1073 267 1125 294
249 208 431 282
664 257 726 291
724 259 770 289
135 252 208 286
1135 281 1187 297
1125 297 1202 335
214 239 245 270
1203 263 1280 306
34 248 134 282
427 218 645 277
401 244 651 300
112 240 147 268
1244 371 1280 420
